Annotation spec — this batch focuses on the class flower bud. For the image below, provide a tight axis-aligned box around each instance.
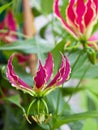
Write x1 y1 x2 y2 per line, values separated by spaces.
87 47 96 64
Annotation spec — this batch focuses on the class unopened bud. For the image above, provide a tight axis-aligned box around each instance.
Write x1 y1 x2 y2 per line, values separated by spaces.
87 48 96 64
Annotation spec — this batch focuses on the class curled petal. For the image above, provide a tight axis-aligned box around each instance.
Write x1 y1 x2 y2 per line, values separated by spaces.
34 61 47 89
6 54 33 95
57 56 71 86
93 0 98 14
75 0 86 33
44 53 53 82
54 0 78 39
84 0 95 27
47 55 66 88
5 10 17 31
66 0 76 28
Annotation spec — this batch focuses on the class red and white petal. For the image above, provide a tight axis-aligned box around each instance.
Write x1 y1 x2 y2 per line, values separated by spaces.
47 55 65 88
54 0 78 39
75 0 86 33
84 0 96 27
4 10 17 31
57 56 71 86
66 0 77 29
6 54 33 95
44 53 53 82
34 61 47 89
93 0 98 14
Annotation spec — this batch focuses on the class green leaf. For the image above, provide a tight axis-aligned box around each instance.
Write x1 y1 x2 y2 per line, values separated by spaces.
68 50 98 78
82 119 97 130
7 94 25 113
0 37 54 54
86 90 98 110
51 39 65 75
69 121 83 130
47 88 71 115
0 2 12 14
33 0 53 15
3 105 29 130
51 111 98 129
85 80 98 95
40 0 53 15
61 87 85 96
72 62 98 78
12 0 22 16
60 0 69 18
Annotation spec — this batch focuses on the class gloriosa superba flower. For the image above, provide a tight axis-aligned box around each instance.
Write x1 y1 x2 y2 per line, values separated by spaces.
6 53 71 123
54 0 98 64
0 10 17 43
54 0 98 42
0 10 30 64
6 53 71 97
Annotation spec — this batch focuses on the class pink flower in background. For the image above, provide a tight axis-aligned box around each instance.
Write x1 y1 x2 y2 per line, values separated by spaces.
0 10 30 63
16 53 31 64
54 0 98 42
6 53 71 96
0 10 17 43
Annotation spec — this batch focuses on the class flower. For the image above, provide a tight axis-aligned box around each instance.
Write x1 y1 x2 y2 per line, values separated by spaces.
0 10 17 43
6 53 71 97
16 53 31 64
54 0 98 42
0 10 30 63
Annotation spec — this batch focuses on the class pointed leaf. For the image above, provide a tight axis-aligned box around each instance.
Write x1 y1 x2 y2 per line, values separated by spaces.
0 2 12 14
7 94 25 113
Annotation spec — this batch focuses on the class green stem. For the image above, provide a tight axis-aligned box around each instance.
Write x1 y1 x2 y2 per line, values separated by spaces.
71 50 83 74
42 99 49 114
51 15 56 45
55 90 61 115
27 99 36 115
37 100 40 114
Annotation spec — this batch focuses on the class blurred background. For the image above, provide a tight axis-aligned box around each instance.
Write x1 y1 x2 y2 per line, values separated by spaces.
0 0 98 130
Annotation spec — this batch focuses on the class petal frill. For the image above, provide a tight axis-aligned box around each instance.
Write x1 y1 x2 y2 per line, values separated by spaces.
88 31 98 42
34 61 47 89
66 0 77 30
4 10 17 31
44 53 53 82
54 0 78 39
75 0 86 33
57 56 71 86
84 0 95 27
6 54 33 95
93 0 98 14
47 55 65 88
